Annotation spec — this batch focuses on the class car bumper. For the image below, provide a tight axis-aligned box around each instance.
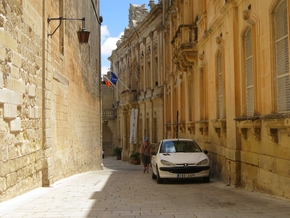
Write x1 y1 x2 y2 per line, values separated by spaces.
158 166 210 179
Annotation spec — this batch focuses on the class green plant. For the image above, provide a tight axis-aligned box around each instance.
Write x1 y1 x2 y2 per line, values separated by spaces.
130 151 140 160
113 147 122 156
130 151 140 165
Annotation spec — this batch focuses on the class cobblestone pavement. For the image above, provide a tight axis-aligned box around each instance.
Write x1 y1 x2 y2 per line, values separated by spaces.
0 156 290 218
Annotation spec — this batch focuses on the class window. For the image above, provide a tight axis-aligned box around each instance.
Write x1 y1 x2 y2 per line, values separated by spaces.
275 0 290 112
161 140 202 153
245 28 254 116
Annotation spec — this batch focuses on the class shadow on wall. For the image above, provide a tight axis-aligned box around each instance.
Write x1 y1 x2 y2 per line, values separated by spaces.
102 124 114 156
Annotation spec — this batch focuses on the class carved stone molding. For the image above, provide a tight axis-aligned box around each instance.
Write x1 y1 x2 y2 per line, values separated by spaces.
263 119 285 143
188 71 193 83
216 36 223 44
171 24 198 71
211 118 226 137
199 52 205 68
187 122 195 134
235 118 261 140
261 114 290 143
285 118 290 136
179 72 183 80
196 120 208 135
179 122 185 133
242 10 251 20
165 123 171 131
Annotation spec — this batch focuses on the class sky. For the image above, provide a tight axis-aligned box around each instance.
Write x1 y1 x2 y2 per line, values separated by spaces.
100 0 151 76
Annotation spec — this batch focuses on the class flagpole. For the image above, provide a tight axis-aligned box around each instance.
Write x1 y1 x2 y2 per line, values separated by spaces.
103 75 121 93
117 79 131 92
109 71 131 92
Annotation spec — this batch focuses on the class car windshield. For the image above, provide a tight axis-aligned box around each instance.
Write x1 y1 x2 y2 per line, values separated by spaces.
160 140 202 153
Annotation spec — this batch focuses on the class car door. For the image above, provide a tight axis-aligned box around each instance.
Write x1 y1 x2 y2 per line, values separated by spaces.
151 141 161 174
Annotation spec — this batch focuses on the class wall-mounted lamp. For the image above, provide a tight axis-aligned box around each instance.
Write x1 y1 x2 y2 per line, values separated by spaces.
47 16 90 43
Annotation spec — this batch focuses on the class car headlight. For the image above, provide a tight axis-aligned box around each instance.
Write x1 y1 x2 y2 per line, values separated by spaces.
160 159 175 166
196 159 209 166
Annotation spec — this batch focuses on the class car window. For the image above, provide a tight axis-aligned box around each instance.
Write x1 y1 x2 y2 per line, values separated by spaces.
161 141 176 153
161 140 202 153
156 142 162 153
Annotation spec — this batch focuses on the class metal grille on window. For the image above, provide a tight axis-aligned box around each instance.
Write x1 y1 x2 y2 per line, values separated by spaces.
245 28 254 116
275 0 290 112
218 51 223 118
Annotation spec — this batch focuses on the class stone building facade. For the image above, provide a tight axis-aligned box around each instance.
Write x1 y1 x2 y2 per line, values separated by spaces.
109 0 290 199
0 0 102 201
109 2 164 160
102 73 118 156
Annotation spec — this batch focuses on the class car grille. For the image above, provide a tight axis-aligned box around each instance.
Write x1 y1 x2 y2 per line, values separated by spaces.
159 166 209 173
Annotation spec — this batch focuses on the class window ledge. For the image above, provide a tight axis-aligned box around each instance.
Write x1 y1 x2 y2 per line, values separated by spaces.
261 114 290 143
196 120 208 135
178 122 186 133
235 117 261 140
211 118 226 137
187 122 195 134
165 123 172 131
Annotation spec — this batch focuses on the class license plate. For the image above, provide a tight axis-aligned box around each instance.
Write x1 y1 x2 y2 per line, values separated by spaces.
177 174 194 178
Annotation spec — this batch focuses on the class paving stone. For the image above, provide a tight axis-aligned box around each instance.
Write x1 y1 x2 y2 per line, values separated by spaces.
0 156 290 218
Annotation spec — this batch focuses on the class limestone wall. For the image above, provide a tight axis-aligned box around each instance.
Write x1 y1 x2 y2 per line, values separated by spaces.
108 0 290 199
0 0 102 202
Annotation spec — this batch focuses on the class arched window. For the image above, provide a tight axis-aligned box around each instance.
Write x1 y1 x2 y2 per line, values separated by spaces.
275 0 290 112
245 28 254 116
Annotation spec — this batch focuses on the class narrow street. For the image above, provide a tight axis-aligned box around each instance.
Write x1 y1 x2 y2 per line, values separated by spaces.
1 156 289 218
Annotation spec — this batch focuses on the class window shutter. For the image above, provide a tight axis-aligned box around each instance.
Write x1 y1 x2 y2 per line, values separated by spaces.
218 52 223 118
245 28 254 116
275 0 290 112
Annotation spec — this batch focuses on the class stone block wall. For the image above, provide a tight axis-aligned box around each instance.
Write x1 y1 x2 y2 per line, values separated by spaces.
0 0 102 202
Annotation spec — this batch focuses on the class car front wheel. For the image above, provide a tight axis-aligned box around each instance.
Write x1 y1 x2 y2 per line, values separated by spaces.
156 167 163 184
152 172 157 180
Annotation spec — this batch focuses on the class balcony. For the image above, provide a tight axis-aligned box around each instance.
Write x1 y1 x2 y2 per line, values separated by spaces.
102 108 117 121
171 24 198 70
119 90 138 105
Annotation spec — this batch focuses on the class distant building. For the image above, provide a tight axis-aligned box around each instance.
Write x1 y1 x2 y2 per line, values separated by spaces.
109 0 290 199
0 0 102 201
109 2 163 160
102 73 118 156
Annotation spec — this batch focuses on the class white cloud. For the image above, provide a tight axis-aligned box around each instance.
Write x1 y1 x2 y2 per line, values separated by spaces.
101 37 119 55
101 25 110 43
101 65 110 76
101 25 124 56
101 25 124 75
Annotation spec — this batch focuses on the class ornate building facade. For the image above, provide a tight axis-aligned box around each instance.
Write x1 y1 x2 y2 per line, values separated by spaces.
102 73 118 156
109 2 164 161
0 0 102 201
109 0 290 199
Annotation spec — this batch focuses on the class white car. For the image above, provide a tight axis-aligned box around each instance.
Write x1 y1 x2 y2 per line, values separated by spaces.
151 139 210 183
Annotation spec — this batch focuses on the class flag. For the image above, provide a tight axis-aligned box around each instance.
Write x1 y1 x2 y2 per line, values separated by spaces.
105 79 111 86
110 72 118 84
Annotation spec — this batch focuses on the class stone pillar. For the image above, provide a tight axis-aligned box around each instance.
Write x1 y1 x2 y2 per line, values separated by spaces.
122 109 129 160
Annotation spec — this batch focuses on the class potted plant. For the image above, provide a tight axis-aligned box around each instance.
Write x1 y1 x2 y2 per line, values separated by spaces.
113 147 122 160
130 151 140 165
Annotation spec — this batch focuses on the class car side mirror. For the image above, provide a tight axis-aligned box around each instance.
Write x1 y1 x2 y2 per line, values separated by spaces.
151 151 157 155
203 150 208 154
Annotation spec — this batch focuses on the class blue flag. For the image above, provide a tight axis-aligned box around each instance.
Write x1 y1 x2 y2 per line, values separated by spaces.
110 72 118 84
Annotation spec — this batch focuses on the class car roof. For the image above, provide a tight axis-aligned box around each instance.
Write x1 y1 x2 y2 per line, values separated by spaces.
161 138 194 142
